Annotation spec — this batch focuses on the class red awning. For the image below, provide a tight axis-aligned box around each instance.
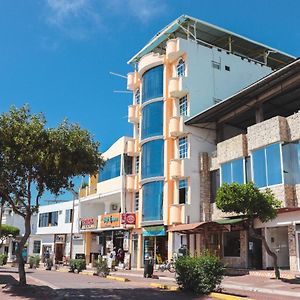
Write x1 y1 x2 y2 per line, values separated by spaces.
168 221 227 234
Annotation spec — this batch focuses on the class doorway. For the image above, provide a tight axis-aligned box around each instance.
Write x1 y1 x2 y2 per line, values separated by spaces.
248 229 263 269
55 244 64 263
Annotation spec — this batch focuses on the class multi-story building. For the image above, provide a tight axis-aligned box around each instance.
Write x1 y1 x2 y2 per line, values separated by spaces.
125 15 294 268
0 206 37 262
29 200 82 263
187 58 300 271
79 136 137 266
79 15 295 269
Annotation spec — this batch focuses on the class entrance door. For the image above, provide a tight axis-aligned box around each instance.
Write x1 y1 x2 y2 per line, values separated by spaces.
248 229 263 269
55 244 64 263
131 235 138 268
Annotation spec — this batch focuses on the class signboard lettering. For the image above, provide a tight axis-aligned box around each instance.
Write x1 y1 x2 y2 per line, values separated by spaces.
121 213 136 225
100 213 120 228
80 218 97 230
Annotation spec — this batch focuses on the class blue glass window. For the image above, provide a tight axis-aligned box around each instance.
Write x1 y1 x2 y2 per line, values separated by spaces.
282 141 300 184
99 155 121 181
141 101 163 140
179 179 188 204
176 58 186 77
252 143 282 188
179 137 188 159
142 181 164 221
142 65 163 103
141 140 164 179
221 158 244 184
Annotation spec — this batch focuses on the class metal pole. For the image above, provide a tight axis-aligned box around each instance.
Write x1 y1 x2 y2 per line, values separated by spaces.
69 196 75 260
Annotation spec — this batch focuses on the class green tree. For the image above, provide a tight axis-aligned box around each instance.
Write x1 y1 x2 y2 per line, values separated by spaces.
0 224 20 247
216 182 282 279
0 105 104 285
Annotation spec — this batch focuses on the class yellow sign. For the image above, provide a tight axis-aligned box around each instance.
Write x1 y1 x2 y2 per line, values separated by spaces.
100 213 120 228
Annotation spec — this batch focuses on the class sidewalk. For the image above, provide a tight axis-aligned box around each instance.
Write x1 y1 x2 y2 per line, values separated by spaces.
111 268 300 299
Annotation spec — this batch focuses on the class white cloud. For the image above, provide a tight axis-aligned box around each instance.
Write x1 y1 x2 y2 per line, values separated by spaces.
44 0 168 39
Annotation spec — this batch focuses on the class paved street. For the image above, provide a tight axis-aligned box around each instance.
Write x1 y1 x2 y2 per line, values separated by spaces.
0 267 210 300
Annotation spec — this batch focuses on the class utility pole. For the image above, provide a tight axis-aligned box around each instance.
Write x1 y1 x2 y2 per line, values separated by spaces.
68 188 78 261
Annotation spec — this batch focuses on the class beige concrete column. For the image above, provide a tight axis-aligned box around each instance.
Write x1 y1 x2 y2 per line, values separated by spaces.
168 231 174 260
189 234 195 257
84 232 92 265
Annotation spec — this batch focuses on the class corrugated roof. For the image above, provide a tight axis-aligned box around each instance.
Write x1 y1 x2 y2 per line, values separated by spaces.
128 15 295 69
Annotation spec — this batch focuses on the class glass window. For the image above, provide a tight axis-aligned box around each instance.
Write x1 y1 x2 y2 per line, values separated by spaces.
135 192 139 212
179 95 188 116
33 241 41 254
135 156 140 174
223 231 240 257
221 158 244 184
252 148 267 187
142 181 164 221
266 143 282 185
142 65 163 103
99 155 121 181
245 156 252 183
176 58 186 77
252 143 282 188
65 209 73 223
210 170 220 203
124 154 133 175
179 137 188 159
50 211 58 226
135 89 140 105
179 179 188 204
141 139 164 179
141 101 163 140
282 142 300 184
39 213 49 227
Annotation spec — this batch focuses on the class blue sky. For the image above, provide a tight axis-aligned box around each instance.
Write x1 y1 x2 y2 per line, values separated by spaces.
0 0 299 202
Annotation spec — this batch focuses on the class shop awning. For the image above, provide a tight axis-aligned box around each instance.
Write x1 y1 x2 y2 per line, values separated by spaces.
215 217 248 225
168 221 226 234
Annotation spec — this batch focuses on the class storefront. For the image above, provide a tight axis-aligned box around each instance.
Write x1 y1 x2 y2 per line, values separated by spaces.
142 226 168 265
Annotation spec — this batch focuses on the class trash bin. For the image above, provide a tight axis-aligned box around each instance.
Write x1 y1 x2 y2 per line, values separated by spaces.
144 256 154 278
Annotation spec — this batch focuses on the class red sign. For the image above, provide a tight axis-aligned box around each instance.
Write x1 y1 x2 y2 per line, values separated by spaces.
80 218 97 230
121 213 136 225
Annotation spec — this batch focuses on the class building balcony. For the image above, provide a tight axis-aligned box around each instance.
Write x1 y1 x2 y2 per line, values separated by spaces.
127 71 139 91
170 204 186 224
126 174 137 192
168 77 187 98
170 159 184 179
166 39 184 63
169 116 184 138
127 139 138 156
138 52 164 77
128 105 139 123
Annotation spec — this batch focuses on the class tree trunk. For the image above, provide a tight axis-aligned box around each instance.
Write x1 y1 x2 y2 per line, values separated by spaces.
248 225 280 279
16 213 31 285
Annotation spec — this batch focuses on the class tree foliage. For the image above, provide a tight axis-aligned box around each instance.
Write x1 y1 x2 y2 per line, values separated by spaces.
0 224 20 246
216 182 282 279
216 182 281 222
0 105 104 284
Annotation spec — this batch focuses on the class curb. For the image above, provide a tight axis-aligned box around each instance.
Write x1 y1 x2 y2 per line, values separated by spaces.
149 283 179 291
56 268 69 273
106 275 130 282
210 292 254 300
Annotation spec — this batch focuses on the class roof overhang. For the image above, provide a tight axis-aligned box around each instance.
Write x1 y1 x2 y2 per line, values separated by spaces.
128 15 295 69
168 221 228 234
185 58 300 127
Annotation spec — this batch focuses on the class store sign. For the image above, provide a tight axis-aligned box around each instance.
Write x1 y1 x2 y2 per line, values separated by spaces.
143 226 166 237
121 213 136 225
55 234 66 243
72 234 83 240
100 213 120 228
80 217 97 230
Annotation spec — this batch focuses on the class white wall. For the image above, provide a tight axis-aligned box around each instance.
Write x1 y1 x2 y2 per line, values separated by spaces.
178 38 272 118
36 200 79 235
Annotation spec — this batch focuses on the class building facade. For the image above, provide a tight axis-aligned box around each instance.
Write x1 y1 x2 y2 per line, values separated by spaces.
29 200 83 263
187 59 300 270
